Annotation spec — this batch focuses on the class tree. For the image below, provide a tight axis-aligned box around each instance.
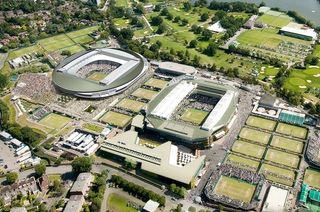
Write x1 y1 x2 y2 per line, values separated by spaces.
35 163 46 177
201 29 212 41
61 50 71 56
204 42 217 56
200 13 209 21
6 172 18 184
0 74 9 91
150 16 163 26
120 28 134 40
183 2 192 11
189 39 198 48
72 157 93 174
157 23 166 34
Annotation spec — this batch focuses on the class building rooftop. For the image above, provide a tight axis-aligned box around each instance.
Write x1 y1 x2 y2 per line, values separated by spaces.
262 186 288 212
158 62 197 75
10 207 27 212
64 195 85 212
143 199 160 212
280 22 317 40
70 172 93 194
208 21 226 33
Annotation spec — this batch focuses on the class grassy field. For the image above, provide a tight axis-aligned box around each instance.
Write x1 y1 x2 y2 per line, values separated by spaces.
304 169 320 189
257 14 292 28
265 149 300 168
82 123 104 133
313 45 320 58
115 0 129 7
232 140 266 159
38 113 72 129
87 72 107 81
66 26 99 38
8 45 43 60
259 163 295 186
214 176 256 203
116 98 146 113
246 116 276 131
107 193 137 212
72 35 93 44
180 108 208 125
60 44 85 54
276 123 308 139
100 111 132 128
258 66 280 81
224 154 260 171
39 34 75 52
144 78 168 89
270 135 304 154
239 128 271 145
284 67 320 93
131 88 158 100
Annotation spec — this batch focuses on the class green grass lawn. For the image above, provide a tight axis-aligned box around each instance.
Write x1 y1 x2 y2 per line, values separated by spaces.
8 45 43 60
214 176 256 203
276 123 308 139
38 113 72 129
60 44 85 54
100 111 132 128
224 154 260 171
116 98 146 113
246 116 276 131
39 34 75 52
270 135 304 154
180 108 208 125
144 78 168 89
259 163 295 186
284 67 320 93
304 169 320 190
257 14 292 28
131 88 158 100
313 44 320 58
72 35 93 44
82 123 104 133
87 72 108 81
264 148 300 168
66 26 99 39
232 140 266 159
107 193 137 212
258 66 280 81
239 128 271 145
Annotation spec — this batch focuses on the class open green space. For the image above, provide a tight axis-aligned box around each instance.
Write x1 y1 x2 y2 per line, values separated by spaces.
60 44 85 54
224 154 260 171
232 140 266 159
304 169 320 190
144 78 168 89
115 0 129 7
8 45 43 60
264 148 300 168
257 14 292 28
284 67 320 93
87 72 108 81
180 108 208 125
259 163 295 186
100 111 132 128
38 113 72 130
214 176 256 203
131 88 158 100
39 34 75 52
258 66 280 81
246 116 276 131
270 135 304 154
72 35 93 44
276 123 308 139
66 26 99 39
82 123 104 133
107 193 137 212
313 45 320 58
116 98 146 113
239 127 271 145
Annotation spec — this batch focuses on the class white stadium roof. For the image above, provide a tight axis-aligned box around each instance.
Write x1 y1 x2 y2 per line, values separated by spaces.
281 23 317 40
262 186 288 212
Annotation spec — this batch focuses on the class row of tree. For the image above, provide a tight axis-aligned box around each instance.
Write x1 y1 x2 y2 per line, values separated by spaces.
86 170 108 212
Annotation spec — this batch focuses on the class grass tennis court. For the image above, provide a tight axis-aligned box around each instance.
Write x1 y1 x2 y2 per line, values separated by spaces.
87 72 107 81
72 35 93 44
214 176 256 203
116 98 146 113
225 154 260 171
239 128 271 145
39 113 72 129
304 169 320 189
265 149 300 168
100 111 132 128
180 108 208 125
144 78 168 89
60 44 85 54
259 163 295 186
232 140 266 159
8 45 43 60
39 34 75 52
276 123 308 139
257 14 292 28
66 26 99 39
246 116 276 131
131 88 159 100
270 136 304 154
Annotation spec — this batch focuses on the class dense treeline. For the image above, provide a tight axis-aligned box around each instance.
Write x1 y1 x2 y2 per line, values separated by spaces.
0 100 45 146
86 171 108 212
208 1 259 14
111 175 166 206
287 11 313 27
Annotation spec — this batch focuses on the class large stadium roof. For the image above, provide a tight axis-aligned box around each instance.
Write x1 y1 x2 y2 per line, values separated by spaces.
52 48 147 94
158 62 197 75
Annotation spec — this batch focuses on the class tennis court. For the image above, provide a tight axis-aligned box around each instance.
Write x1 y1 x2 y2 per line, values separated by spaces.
180 108 208 125
224 154 260 171
232 140 266 159
276 123 308 139
131 88 159 100
239 127 271 145
270 135 304 154
265 149 300 168
246 116 276 131
304 169 320 189
39 113 72 129
214 176 256 203
116 98 146 113
144 78 168 89
259 163 295 186
100 111 132 128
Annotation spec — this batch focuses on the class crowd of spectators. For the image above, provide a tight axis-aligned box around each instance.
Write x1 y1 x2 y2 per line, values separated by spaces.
76 61 120 79
31 106 51 121
306 130 320 166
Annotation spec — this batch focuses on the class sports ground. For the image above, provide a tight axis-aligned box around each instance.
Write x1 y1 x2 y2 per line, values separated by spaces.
232 140 266 159
265 149 300 168
225 154 260 171
38 113 72 129
180 108 208 125
259 163 295 186
257 13 292 28
100 111 132 128
276 123 308 139
87 72 108 81
246 116 276 131
239 127 271 145
304 169 320 189
214 176 256 203
131 88 159 100
270 135 304 154
144 78 168 89
116 98 146 113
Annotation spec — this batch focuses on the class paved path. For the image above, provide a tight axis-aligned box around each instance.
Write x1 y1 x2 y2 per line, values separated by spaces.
0 53 8 70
